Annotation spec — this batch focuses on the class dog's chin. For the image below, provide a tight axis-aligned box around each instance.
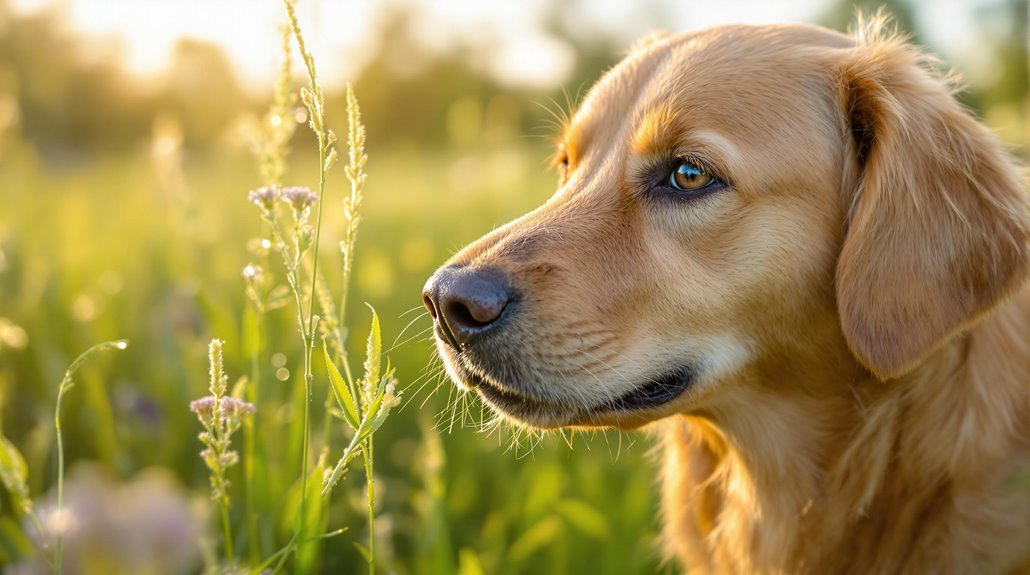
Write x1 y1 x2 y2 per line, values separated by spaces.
445 357 695 430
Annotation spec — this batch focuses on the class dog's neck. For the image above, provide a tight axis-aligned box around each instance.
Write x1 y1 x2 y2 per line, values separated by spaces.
663 288 1030 573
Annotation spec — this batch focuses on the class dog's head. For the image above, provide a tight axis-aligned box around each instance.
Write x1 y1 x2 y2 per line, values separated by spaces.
423 22 1029 429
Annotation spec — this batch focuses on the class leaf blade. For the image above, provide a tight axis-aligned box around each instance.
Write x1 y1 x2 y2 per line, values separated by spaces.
0 436 30 516
323 341 359 429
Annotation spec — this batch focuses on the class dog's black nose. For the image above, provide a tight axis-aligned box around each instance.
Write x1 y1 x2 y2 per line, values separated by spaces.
423 266 512 349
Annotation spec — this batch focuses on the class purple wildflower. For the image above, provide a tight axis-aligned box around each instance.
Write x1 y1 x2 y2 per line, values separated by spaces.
189 396 216 416
247 186 279 211
220 396 256 415
189 395 255 418
279 186 318 212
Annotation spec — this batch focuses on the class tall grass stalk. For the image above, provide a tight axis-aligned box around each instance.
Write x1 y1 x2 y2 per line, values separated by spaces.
281 0 336 568
320 305 400 571
314 82 375 568
243 18 297 563
338 82 366 384
343 86 378 570
190 339 255 571
243 3 398 572
53 339 128 574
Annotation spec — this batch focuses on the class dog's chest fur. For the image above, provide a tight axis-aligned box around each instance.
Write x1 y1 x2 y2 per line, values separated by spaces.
660 290 1030 574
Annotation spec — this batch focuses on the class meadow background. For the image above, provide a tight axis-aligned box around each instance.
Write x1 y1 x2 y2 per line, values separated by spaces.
0 0 1026 572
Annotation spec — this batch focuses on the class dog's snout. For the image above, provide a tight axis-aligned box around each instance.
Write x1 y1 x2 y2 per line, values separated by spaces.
423 267 512 348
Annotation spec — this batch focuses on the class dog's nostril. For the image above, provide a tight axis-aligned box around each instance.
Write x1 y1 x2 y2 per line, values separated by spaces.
423 294 438 320
444 298 504 329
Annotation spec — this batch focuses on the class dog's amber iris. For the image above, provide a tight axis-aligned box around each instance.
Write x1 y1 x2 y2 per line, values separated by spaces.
670 161 714 191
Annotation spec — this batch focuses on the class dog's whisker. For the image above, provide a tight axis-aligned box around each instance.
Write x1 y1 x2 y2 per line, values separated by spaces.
397 304 428 318
383 325 434 355
388 311 431 350
402 359 446 413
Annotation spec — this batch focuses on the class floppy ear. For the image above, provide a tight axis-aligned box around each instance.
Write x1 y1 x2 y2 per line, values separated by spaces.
835 31 1030 380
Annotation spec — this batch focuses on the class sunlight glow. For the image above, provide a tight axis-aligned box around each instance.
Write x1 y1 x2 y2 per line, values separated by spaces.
8 0 983 92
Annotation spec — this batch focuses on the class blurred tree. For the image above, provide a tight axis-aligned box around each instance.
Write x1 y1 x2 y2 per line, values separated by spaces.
2 0 1021 156
819 0 1028 152
0 2 255 156
546 0 672 102
0 5 153 155
0 0 636 155
341 2 634 150
344 6 501 148
820 0 920 40
155 39 251 147
971 0 1028 149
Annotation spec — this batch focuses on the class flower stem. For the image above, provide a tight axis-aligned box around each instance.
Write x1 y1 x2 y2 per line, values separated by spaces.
220 497 235 568
362 440 375 574
52 340 127 574
282 1 331 566
296 128 325 559
244 309 262 564
54 378 67 575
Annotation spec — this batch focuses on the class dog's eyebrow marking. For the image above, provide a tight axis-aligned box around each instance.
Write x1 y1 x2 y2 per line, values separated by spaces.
629 105 743 184
631 104 683 157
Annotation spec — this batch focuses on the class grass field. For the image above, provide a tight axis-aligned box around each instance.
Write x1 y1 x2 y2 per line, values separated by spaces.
0 132 668 573
1 1 1025 572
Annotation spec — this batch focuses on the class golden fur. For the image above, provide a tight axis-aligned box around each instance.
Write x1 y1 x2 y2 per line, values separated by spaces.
427 18 1030 574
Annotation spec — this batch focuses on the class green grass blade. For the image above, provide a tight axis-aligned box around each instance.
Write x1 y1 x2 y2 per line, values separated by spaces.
0 435 31 516
63 340 129 376
320 438 361 497
295 458 328 574
323 341 359 430
352 541 371 563
355 389 385 443
0 516 33 564
555 499 611 540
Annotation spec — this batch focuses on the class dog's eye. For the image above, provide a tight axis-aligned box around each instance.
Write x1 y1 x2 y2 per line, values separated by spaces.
550 149 570 176
669 160 715 192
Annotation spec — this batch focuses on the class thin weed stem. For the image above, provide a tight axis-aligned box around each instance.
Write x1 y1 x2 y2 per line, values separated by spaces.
256 528 347 575
220 498 235 567
243 308 262 563
54 390 65 575
53 340 128 574
283 1 336 570
362 444 375 571
244 5 394 574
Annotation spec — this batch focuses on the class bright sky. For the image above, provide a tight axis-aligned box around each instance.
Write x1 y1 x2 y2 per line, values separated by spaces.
9 0 989 92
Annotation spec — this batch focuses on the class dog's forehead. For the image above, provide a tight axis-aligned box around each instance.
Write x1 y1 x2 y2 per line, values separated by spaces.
565 24 854 172
582 26 852 120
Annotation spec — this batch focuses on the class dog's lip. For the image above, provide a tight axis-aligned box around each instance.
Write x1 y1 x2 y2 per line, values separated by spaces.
463 363 694 422
466 371 561 411
594 366 695 413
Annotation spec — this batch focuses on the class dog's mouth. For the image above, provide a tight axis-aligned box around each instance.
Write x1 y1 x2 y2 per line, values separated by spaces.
460 364 695 427
600 367 695 412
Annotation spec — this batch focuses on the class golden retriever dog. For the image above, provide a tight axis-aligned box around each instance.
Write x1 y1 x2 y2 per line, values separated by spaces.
423 16 1030 574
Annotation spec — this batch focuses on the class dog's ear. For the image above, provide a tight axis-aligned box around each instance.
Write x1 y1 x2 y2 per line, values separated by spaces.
835 28 1029 380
